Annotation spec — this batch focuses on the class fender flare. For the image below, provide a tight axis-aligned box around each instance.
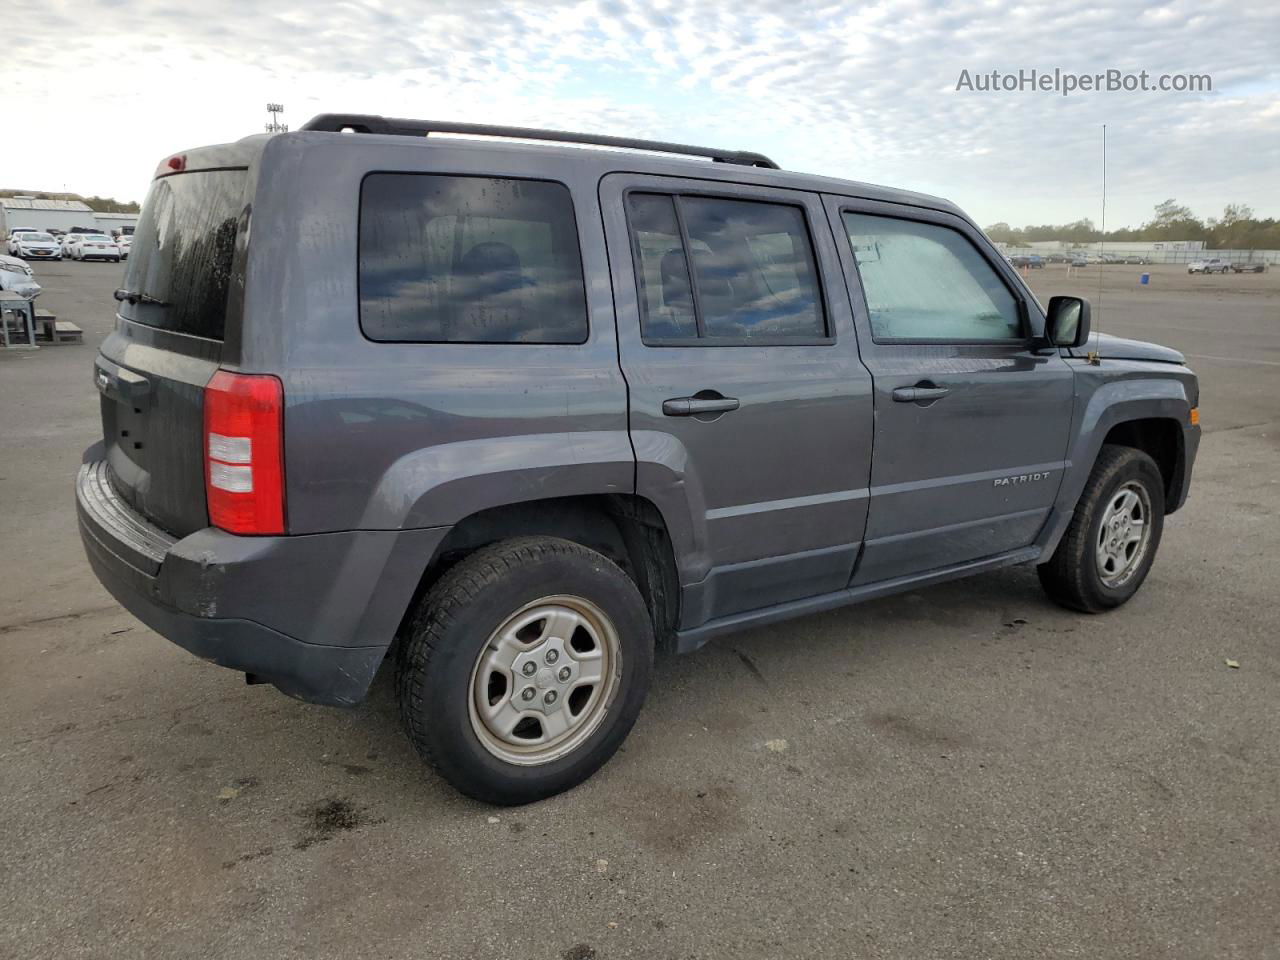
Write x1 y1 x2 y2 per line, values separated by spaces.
356 431 636 530
1039 378 1193 558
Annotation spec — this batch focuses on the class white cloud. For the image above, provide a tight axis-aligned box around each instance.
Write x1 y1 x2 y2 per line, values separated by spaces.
12 0 1280 228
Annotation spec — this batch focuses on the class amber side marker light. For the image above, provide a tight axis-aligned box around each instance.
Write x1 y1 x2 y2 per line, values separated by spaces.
1189 407 1200 426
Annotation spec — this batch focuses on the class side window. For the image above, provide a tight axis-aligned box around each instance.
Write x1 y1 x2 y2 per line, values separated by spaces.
626 194 697 339
842 213 1022 341
359 174 588 343
625 192 827 342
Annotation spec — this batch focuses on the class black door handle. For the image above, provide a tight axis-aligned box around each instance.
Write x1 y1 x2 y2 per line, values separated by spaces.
662 396 740 417
892 384 949 404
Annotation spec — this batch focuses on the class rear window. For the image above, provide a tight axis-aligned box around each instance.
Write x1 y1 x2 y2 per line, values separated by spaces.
119 169 245 340
358 174 588 344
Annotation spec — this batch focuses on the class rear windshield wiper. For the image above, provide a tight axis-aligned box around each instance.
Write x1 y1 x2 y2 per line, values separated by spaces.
114 288 169 307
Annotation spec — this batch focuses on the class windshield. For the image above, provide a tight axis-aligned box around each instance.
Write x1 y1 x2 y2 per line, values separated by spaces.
120 169 245 340
23 234 55 243
80 235 112 243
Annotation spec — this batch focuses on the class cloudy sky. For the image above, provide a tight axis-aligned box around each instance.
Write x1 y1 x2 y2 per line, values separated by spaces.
11 0 1279 229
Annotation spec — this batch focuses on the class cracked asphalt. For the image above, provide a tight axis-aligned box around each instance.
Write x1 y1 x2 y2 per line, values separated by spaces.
1 261 1277 959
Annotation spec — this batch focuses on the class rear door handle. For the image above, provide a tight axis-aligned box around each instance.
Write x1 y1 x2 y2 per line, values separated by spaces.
662 396 740 417
892 384 949 403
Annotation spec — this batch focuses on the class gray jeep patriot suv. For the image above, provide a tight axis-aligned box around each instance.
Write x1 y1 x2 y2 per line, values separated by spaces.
78 114 1200 804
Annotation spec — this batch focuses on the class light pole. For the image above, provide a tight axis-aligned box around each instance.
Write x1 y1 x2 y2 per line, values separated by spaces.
265 103 288 134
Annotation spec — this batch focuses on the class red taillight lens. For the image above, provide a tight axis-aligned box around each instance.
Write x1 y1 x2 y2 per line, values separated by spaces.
204 371 285 535
155 153 187 176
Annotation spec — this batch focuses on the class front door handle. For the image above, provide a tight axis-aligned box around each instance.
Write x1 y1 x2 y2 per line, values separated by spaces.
662 396 740 417
892 384 950 404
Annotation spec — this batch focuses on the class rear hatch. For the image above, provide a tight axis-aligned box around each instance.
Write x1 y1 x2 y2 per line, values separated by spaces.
96 159 250 538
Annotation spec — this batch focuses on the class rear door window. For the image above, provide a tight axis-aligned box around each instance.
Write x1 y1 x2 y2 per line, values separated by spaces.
359 174 588 344
625 192 827 342
121 170 245 340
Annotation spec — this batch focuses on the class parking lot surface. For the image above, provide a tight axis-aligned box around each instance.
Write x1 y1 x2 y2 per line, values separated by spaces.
2 261 1277 959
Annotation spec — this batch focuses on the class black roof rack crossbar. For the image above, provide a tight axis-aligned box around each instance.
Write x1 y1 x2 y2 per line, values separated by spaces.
299 113 780 169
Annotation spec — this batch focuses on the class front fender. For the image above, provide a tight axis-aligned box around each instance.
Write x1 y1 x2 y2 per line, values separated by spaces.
1039 364 1197 557
357 431 635 529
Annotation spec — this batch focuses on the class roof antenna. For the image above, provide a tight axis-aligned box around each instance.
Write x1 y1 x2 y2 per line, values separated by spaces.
1088 123 1106 365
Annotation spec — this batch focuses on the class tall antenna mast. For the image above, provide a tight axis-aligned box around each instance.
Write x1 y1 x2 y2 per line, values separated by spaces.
1090 123 1106 364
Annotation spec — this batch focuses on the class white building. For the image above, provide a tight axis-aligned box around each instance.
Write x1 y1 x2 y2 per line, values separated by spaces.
0 197 98 235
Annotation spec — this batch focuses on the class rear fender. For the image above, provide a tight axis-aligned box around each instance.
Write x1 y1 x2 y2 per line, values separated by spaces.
357 431 635 530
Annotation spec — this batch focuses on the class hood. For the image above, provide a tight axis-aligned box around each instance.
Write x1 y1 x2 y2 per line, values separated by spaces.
1070 333 1185 364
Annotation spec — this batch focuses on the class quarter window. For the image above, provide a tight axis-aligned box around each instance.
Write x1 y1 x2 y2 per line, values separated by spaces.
626 193 826 342
843 213 1022 341
359 174 588 344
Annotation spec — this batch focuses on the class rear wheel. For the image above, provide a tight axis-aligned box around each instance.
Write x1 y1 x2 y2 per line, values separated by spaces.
1038 445 1165 613
396 537 654 804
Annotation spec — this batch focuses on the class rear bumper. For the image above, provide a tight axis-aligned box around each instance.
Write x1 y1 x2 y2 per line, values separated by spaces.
77 456 447 706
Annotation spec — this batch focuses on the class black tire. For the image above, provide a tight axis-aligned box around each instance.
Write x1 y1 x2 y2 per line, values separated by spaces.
1038 445 1165 613
396 537 654 804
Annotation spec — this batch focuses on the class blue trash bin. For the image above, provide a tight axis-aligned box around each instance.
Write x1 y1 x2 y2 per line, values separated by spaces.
1140 273 1150 285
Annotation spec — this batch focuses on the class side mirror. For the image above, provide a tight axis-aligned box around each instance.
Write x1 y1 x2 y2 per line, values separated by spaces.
1045 295 1091 348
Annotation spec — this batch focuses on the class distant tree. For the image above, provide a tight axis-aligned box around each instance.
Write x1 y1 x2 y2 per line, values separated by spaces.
983 222 1019 243
1150 199 1195 228
82 196 141 213
1210 203 1254 227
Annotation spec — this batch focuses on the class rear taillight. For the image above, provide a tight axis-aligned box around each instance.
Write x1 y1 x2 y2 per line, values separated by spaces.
204 371 285 534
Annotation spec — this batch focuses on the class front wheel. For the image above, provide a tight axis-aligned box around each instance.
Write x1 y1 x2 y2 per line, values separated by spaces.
396 537 654 804
1038 445 1165 613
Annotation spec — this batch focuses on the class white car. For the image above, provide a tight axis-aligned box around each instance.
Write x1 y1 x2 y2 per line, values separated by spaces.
69 234 121 262
6 229 42 256
0 257 41 298
11 231 62 261
0 253 34 277
1188 258 1230 274
115 234 132 260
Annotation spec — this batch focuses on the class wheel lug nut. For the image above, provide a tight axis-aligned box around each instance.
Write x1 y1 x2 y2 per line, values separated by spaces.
545 649 559 665
557 666 571 682
521 686 536 701
522 662 537 676
544 690 558 705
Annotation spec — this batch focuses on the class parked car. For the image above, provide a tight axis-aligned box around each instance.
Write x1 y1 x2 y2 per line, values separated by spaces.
1070 254 1089 267
1026 254 1044 268
1188 258 1230 274
1122 255 1150 265
0 253 35 277
1046 253 1070 264
1231 262 1266 273
10 231 61 261
116 234 132 260
0 257 41 298
68 234 121 262
78 114 1201 804
6 228 41 256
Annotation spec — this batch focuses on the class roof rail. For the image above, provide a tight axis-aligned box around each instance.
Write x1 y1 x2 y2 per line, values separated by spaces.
298 113 780 169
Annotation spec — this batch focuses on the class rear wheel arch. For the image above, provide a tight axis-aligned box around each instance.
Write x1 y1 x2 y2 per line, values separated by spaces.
399 495 681 655
1100 417 1185 513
